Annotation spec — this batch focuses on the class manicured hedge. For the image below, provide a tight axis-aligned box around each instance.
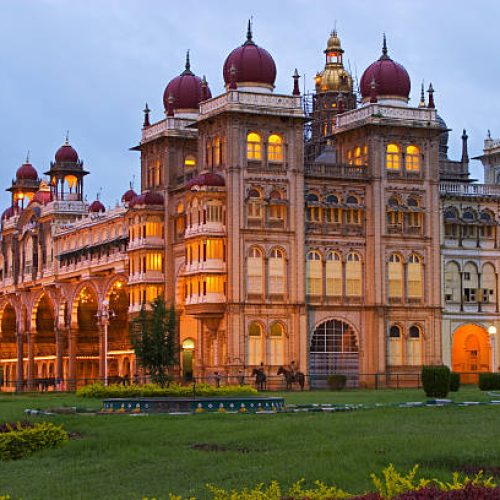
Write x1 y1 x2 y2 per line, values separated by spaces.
478 372 500 391
421 365 451 398
449 372 460 392
0 422 68 461
76 382 258 399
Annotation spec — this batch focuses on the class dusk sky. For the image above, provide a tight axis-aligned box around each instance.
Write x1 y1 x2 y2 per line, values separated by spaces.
0 0 498 209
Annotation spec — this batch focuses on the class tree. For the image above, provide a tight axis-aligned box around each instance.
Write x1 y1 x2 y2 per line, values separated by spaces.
130 296 178 387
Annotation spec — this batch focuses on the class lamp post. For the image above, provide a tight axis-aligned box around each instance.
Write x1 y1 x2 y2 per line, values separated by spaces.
97 300 114 386
488 325 497 373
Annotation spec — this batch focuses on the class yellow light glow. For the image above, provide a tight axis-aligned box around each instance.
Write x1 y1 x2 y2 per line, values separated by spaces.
182 338 195 349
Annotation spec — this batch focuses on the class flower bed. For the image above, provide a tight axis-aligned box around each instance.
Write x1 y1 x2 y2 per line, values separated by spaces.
0 422 68 461
76 382 258 399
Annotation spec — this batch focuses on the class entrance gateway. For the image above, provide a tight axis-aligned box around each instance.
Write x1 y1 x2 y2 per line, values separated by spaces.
309 319 359 388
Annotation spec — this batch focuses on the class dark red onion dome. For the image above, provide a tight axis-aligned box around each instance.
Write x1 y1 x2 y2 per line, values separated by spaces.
121 187 137 204
89 199 105 213
186 171 225 190
360 35 411 103
55 138 79 163
163 52 212 113
32 181 53 205
129 191 164 207
16 162 38 181
223 22 277 90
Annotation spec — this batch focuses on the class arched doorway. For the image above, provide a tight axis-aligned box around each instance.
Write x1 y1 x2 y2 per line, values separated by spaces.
76 286 99 386
107 281 129 352
1 304 18 390
35 294 56 382
452 324 491 384
310 319 359 388
182 338 195 381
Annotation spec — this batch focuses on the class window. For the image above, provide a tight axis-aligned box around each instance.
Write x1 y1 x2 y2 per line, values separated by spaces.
306 251 322 295
268 134 283 162
386 144 400 170
306 193 321 222
247 247 263 295
345 196 361 224
388 254 403 299
408 326 422 365
482 263 496 303
213 136 221 166
248 189 262 220
269 190 284 221
346 252 362 297
247 132 262 160
326 252 342 296
248 322 263 365
269 323 284 365
269 248 285 295
444 262 461 302
407 254 423 299
354 146 362 166
405 145 420 171
388 325 402 365
184 155 196 169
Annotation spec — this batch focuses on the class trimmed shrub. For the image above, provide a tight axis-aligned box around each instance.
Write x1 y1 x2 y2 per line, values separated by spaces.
0 422 68 461
421 365 451 398
449 372 460 392
479 372 500 391
393 484 500 499
77 382 258 399
327 374 347 391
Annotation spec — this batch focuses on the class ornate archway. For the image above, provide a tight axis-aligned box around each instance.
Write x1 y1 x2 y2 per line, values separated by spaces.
0 303 17 390
452 324 491 384
309 319 359 388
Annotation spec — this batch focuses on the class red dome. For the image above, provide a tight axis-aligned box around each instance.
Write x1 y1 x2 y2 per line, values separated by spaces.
223 26 276 89
16 162 38 181
129 191 164 207
33 190 53 205
163 54 212 112
121 188 137 204
55 142 79 163
186 172 225 189
89 200 105 213
360 38 410 101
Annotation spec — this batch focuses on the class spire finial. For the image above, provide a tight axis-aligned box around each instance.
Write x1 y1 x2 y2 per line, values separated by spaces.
247 18 252 42
25 149 30 164
292 68 300 96
418 81 426 108
461 129 469 163
185 50 190 72
427 82 435 109
65 130 70 145
382 33 388 56
487 129 492 140
143 102 151 128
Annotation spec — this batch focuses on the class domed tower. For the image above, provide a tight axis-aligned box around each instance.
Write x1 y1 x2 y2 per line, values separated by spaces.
309 31 356 161
44 136 88 201
7 157 40 210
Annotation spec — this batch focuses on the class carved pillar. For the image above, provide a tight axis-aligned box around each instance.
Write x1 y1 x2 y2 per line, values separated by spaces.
98 321 105 382
27 332 35 391
68 328 77 391
16 333 24 392
55 329 64 389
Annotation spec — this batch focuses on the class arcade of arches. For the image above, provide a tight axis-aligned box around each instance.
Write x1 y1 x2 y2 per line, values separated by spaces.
0 280 134 391
452 324 492 383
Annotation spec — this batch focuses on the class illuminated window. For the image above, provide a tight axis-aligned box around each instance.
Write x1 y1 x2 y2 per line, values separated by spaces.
388 254 403 299
247 132 262 160
269 248 285 295
269 190 284 220
65 175 78 191
408 326 422 365
268 134 283 162
347 149 353 165
269 322 284 365
306 193 321 222
248 322 263 365
306 251 322 295
386 144 400 170
184 156 196 168
346 252 361 297
388 325 402 365
354 146 362 166
345 196 361 224
247 247 264 295
326 251 342 296
213 136 221 166
407 254 423 298
405 145 420 171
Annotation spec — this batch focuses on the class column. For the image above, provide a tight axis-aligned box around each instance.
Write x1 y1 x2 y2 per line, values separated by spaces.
68 328 77 390
98 321 105 382
16 333 24 392
55 328 64 390
27 333 35 390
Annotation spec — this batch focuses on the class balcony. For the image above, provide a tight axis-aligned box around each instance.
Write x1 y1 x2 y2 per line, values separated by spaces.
128 271 164 284
440 182 500 197
184 259 226 274
127 237 164 250
185 293 225 306
305 163 369 180
184 222 225 238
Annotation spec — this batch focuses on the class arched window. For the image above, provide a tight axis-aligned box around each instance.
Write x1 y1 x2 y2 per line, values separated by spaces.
407 254 423 299
269 248 285 295
268 134 283 162
388 254 403 299
354 146 362 166
247 247 264 295
479 211 495 239
408 326 423 366
387 197 403 228
481 263 496 304
386 144 400 170
306 251 322 295
388 325 402 365
213 136 221 166
405 145 420 171
269 190 285 221
248 189 262 221
247 132 262 160
325 195 341 223
444 262 461 303
305 193 321 223
269 322 284 365
248 322 263 365
346 252 362 297
345 196 361 224
326 252 342 297
462 210 477 239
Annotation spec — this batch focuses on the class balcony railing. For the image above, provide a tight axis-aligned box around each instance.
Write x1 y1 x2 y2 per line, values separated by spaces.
184 222 225 238
305 163 368 179
440 182 500 196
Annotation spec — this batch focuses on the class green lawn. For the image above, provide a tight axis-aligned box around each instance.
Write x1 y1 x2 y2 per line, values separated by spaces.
0 388 498 499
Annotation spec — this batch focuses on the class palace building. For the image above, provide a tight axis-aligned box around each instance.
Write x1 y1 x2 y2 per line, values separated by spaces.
0 26 498 390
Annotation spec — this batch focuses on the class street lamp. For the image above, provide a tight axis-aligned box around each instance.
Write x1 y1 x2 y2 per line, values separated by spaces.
97 300 115 386
488 325 497 373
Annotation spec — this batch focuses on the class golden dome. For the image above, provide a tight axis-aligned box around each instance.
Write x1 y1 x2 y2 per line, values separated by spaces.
326 31 342 51
319 67 353 93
